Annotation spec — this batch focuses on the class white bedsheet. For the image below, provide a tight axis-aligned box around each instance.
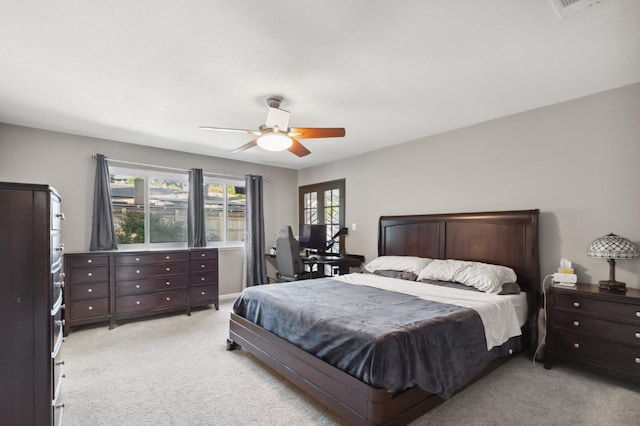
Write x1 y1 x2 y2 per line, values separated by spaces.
333 273 524 350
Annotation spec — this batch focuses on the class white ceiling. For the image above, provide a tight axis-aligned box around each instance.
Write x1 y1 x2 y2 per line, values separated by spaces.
1 1 639 170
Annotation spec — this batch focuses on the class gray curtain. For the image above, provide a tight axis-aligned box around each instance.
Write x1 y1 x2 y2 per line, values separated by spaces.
245 174 268 286
188 168 207 247
89 154 118 251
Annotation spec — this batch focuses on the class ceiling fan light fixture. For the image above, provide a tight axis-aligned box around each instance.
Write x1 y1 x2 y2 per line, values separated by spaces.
256 132 292 151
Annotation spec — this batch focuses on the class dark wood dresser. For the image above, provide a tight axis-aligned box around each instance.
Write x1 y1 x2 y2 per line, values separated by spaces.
544 283 640 382
64 248 218 335
0 182 65 425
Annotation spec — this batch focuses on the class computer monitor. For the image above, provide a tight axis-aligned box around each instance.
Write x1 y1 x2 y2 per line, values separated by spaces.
298 224 327 253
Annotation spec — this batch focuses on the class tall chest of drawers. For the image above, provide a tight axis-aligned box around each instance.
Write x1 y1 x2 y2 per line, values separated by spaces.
544 283 640 382
0 182 65 425
64 248 218 334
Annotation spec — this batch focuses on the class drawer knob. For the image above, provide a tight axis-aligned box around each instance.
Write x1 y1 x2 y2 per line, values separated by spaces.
636 358 640 364
55 403 65 410
55 319 65 326
201 291 206 295
636 312 640 318
166 281 170 285
166 267 171 271
166 297 171 301
56 213 65 220
635 333 640 339
88 288 92 293
573 321 580 327
136 257 140 262
56 244 65 252
88 306 93 310
201 253 205 257
166 256 171 260
136 270 140 274
136 284 140 289
87 259 92 264
55 360 65 366
201 264 205 268
54 281 65 289
136 301 141 305
573 343 580 349
87 272 93 277
573 302 580 308
201 277 205 281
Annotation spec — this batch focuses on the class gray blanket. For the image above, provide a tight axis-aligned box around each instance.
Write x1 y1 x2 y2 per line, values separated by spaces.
233 278 520 398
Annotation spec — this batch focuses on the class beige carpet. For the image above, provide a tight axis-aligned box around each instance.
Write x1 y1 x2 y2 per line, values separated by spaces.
62 299 640 425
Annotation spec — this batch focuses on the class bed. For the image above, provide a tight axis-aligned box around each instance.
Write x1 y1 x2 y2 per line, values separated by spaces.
227 210 540 425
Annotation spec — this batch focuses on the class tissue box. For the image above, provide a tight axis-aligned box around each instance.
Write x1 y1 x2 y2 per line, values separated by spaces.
553 272 577 283
557 267 574 274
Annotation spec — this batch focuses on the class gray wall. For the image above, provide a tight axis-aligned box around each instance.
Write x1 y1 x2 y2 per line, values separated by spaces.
0 124 298 295
299 83 640 289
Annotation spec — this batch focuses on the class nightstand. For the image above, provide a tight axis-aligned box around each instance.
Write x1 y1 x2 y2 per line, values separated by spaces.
544 283 640 382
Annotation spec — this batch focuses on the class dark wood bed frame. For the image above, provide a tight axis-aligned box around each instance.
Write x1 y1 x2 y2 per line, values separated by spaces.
228 210 540 425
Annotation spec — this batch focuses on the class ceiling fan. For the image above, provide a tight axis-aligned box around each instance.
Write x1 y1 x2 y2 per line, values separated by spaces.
199 97 345 157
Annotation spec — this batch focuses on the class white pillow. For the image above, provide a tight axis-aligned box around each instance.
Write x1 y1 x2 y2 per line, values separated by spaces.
453 263 517 294
417 259 517 294
416 259 473 282
364 256 433 276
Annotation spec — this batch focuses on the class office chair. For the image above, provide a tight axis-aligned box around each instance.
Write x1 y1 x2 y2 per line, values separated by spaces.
275 225 324 282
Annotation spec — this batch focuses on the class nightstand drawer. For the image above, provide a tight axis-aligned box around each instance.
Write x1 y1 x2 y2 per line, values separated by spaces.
555 293 640 323
553 310 640 346
553 330 640 375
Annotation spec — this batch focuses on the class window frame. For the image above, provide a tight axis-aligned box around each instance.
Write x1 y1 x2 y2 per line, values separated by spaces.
109 166 245 249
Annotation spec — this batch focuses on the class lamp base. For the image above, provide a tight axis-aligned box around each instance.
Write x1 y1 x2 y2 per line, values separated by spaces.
598 279 627 293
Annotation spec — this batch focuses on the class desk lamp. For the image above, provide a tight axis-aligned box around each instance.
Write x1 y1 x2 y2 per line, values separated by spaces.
587 233 638 292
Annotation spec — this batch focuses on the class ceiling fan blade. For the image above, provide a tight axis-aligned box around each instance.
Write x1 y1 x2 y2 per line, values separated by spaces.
288 138 311 157
200 126 261 136
231 139 258 153
290 127 345 139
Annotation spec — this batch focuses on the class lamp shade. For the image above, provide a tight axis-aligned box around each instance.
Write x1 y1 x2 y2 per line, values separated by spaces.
257 132 292 151
587 233 639 259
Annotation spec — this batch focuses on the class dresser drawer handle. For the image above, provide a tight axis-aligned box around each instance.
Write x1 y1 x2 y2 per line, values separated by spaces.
136 301 141 305
636 358 640 364
54 281 65 289
573 343 580 349
166 255 171 260
635 333 640 339
136 270 140 274
166 281 171 285
573 302 580 308
136 257 140 262
87 288 92 293
87 259 92 264
55 319 65 326
636 312 640 318
201 264 205 268
573 321 580 327
55 360 65 366
201 291 206 295
201 253 206 257
166 297 171 301
88 306 93 310
87 272 92 277
201 277 205 281
166 267 171 271
56 244 65 252
136 284 140 289
55 403 65 410
56 213 65 220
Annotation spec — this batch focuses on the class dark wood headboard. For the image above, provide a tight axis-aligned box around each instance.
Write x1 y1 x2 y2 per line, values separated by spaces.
378 210 540 295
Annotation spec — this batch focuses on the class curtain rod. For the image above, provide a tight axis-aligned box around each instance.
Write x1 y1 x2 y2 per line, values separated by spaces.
90 155 265 182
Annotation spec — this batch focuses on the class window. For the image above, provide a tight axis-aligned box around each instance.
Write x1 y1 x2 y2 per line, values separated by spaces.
299 179 345 254
109 166 245 248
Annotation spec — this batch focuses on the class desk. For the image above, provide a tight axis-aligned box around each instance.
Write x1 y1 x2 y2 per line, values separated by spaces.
265 253 364 276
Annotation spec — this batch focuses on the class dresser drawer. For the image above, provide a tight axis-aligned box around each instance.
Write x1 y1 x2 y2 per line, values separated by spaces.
67 266 109 284
190 271 218 285
51 230 63 271
115 251 188 265
116 275 188 295
190 249 218 260
553 310 640 346
555 293 640 324
116 289 186 314
68 298 109 320
189 259 218 272
553 330 640 375
115 262 187 280
190 284 218 303
53 345 65 403
69 281 109 300
65 254 109 268
51 198 63 230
